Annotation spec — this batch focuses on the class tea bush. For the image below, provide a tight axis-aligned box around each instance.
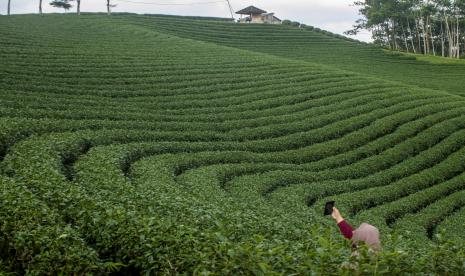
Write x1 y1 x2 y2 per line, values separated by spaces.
0 14 464 274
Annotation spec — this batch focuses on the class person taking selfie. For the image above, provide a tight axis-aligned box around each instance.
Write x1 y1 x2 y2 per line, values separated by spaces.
330 206 381 252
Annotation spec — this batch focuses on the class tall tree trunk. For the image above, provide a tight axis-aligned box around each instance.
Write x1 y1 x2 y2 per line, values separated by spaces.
407 19 417 54
77 0 80 15
39 0 42 14
7 0 11 15
392 19 399 50
401 23 409 52
444 13 453 57
416 18 422 54
456 16 460 59
453 24 457 57
107 0 111 15
441 20 445 57
386 24 393 49
422 18 428 55
429 17 436 56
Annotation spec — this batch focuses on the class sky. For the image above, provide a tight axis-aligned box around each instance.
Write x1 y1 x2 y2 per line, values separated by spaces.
0 0 372 42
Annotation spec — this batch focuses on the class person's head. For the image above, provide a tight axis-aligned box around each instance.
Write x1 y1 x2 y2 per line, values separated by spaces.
352 223 381 251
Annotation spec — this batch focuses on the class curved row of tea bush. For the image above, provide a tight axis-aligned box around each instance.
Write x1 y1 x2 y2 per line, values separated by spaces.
354 172 465 235
217 112 465 204
2 107 464 272
393 189 465 242
1 14 465 274
438 206 465 242
118 14 465 96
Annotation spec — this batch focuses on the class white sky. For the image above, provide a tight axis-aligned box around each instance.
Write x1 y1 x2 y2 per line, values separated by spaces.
1 0 372 42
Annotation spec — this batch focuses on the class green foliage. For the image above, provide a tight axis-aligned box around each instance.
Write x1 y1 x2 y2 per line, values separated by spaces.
49 0 72 11
122 14 465 96
0 14 464 274
350 0 465 57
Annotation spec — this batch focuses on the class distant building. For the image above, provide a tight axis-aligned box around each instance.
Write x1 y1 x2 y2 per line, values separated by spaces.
236 6 282 24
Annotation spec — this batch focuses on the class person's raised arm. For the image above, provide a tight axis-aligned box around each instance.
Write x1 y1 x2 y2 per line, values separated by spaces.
332 207 353 239
331 207 344 223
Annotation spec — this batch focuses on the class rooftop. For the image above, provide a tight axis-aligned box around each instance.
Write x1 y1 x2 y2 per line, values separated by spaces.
235 6 267 15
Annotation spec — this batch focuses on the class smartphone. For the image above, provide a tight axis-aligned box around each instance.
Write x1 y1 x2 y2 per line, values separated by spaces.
324 201 335 216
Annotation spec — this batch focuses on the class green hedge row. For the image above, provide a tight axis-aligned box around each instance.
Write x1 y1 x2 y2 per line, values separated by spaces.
1 14 465 274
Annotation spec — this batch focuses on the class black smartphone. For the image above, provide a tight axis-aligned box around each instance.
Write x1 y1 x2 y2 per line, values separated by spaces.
324 201 335 216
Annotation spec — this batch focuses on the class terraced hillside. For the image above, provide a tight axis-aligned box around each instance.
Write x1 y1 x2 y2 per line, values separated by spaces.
122 14 465 96
0 14 464 274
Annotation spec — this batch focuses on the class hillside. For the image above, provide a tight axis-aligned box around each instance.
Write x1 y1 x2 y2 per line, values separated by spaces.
0 14 464 274
120 14 465 96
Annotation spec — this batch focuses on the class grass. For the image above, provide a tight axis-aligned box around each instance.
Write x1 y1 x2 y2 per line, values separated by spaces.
387 50 465 64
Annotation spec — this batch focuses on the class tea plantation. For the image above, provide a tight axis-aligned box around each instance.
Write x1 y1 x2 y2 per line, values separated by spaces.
0 14 464 274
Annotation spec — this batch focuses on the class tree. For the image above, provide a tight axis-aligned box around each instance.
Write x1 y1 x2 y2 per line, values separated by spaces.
107 0 116 15
348 0 464 58
39 0 43 14
7 0 11 15
50 0 72 11
49 0 81 14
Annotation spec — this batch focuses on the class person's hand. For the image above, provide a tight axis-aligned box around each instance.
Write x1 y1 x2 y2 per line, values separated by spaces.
331 207 344 224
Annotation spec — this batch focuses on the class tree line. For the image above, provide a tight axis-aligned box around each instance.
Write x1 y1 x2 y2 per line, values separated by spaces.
5 0 116 16
348 0 465 58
